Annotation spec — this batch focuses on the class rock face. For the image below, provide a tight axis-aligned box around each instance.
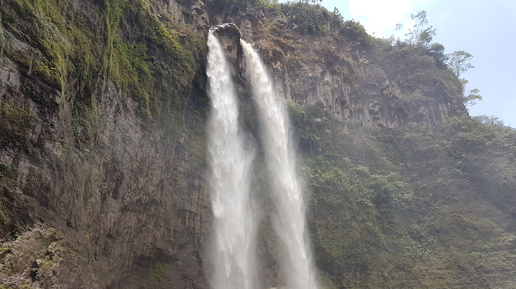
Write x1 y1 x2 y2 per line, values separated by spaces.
0 0 471 288
198 5 467 129
1 0 210 288
0 53 210 289
227 9 467 129
211 23 243 78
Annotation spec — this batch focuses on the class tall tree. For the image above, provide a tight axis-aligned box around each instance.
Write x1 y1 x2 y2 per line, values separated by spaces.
464 88 482 107
401 10 436 48
447 50 475 77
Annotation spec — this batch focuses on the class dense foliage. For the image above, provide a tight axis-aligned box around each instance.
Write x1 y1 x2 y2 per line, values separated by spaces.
285 101 516 288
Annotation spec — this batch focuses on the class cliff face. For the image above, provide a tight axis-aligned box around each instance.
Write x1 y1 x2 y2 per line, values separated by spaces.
1 77 208 288
1 0 210 287
154 1 467 129
0 0 498 288
225 8 466 128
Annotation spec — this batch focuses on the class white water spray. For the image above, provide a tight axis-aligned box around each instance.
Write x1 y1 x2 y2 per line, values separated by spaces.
241 40 318 289
206 29 257 289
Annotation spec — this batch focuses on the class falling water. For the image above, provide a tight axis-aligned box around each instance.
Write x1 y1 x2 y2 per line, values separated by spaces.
206 29 257 289
241 40 318 289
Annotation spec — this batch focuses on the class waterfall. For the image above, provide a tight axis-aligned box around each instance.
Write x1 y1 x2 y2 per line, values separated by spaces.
206 29 258 289
241 40 318 289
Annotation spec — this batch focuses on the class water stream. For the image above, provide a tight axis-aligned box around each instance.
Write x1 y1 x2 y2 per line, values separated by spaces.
241 39 318 289
206 29 258 289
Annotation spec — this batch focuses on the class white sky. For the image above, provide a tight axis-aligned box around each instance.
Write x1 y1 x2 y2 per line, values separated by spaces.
286 0 516 127
347 0 428 37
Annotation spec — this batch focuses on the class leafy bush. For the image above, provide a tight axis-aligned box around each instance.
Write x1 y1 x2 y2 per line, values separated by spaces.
280 2 330 36
339 20 369 45
286 100 320 153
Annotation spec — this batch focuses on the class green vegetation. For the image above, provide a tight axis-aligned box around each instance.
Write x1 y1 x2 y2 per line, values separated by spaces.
286 102 516 288
1 0 205 147
394 11 481 107
0 282 32 288
279 2 337 36
146 262 175 282
1 0 102 145
38 239 66 271
208 0 369 42
402 11 436 49
277 2 369 41
1 0 71 90
447 50 475 77
286 100 319 152
0 101 34 146
107 0 206 141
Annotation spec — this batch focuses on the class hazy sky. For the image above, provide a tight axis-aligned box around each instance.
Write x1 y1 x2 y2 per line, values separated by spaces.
309 0 516 127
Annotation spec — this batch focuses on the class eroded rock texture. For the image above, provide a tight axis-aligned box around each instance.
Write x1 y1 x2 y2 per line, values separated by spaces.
1 0 210 288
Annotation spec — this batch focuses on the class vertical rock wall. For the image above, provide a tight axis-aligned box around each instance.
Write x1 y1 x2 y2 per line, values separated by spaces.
1 0 211 287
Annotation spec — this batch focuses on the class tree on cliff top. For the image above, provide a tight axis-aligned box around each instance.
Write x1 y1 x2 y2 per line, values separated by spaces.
397 11 480 107
447 50 475 77
403 10 436 49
